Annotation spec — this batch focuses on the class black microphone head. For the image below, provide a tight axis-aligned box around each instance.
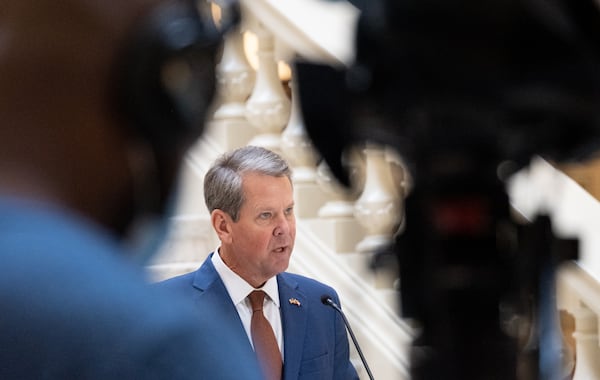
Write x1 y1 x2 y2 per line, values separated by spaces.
321 295 332 305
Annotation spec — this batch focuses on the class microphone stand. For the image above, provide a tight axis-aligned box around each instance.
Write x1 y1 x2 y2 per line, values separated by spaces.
322 296 375 380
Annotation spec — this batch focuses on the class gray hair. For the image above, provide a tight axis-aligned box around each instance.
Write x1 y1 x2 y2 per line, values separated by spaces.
204 146 293 221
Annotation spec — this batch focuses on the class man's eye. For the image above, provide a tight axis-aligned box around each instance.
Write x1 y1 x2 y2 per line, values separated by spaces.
259 212 272 219
285 207 294 216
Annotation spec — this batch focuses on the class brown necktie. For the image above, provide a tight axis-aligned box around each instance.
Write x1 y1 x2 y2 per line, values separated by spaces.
248 290 282 380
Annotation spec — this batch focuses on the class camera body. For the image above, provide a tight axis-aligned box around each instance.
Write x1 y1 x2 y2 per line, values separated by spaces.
295 0 600 378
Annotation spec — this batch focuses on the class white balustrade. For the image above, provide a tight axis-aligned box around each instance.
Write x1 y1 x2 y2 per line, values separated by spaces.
354 143 405 254
511 158 600 379
280 74 331 218
245 22 291 153
304 162 368 256
209 27 257 150
317 160 357 219
280 76 318 183
572 306 600 379
557 263 600 380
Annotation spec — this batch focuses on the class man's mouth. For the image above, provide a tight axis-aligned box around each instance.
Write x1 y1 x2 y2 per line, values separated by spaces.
274 246 287 253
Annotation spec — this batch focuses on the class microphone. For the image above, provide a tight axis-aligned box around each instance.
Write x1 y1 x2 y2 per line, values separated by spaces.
321 295 375 380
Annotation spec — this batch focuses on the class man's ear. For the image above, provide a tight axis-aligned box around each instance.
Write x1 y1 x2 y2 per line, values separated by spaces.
211 209 232 243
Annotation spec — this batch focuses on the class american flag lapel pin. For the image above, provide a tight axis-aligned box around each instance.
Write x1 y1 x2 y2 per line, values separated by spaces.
288 298 301 307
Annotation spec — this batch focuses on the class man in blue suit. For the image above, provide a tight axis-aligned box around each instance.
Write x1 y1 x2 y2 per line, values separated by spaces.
158 146 359 380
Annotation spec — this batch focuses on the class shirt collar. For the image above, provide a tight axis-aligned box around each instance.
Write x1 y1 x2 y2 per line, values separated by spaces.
212 247 280 307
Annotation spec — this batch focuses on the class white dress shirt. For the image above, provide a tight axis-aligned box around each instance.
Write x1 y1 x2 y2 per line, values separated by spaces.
212 248 284 360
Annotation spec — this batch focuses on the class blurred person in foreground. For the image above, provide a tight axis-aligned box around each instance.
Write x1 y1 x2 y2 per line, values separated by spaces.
157 145 359 380
0 0 262 378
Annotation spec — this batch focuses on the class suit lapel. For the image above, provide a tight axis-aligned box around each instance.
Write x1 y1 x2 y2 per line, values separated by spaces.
191 254 254 353
278 274 308 380
191 252 222 291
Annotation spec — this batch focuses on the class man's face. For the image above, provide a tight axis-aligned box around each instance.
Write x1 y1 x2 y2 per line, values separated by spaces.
220 172 296 288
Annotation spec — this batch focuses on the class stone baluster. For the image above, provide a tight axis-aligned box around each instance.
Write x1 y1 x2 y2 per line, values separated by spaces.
280 75 317 184
354 143 405 255
572 306 600 379
317 160 358 219
280 74 330 218
209 27 256 150
306 158 366 254
316 145 366 220
245 23 291 153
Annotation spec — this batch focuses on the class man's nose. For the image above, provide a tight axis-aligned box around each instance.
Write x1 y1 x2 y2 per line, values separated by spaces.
273 215 293 236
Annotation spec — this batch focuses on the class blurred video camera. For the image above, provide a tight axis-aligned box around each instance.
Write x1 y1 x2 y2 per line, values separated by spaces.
295 0 600 378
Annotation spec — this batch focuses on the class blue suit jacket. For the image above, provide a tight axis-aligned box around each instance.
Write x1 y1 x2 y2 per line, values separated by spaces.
158 253 359 380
